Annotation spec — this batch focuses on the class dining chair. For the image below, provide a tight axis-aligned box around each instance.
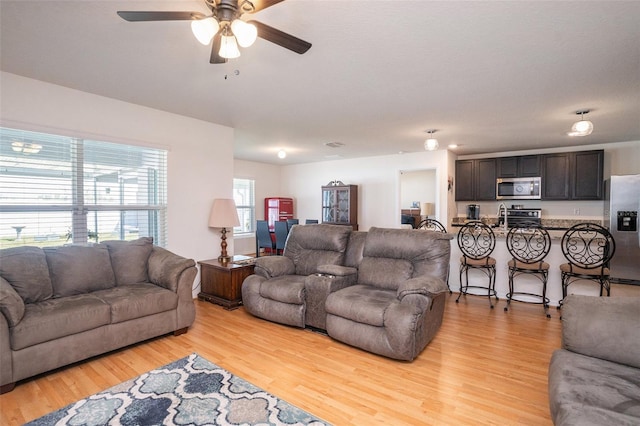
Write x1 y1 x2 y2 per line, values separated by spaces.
255 220 275 257
504 223 552 317
274 220 289 255
558 223 616 309
456 221 498 308
286 219 299 231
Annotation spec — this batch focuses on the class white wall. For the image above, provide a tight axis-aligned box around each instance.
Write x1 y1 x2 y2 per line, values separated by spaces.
400 170 436 210
280 150 451 230
233 159 281 255
0 72 235 270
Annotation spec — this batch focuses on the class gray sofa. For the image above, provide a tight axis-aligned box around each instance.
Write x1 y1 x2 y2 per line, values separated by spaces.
326 227 452 361
548 294 640 425
0 237 196 393
242 225 452 361
242 224 355 328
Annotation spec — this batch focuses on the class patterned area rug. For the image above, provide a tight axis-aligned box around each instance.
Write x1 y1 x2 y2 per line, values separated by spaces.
27 353 330 426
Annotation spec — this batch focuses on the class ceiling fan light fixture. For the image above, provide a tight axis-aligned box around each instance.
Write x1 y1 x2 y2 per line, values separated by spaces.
191 17 219 45
219 32 241 59
231 19 257 48
567 110 594 137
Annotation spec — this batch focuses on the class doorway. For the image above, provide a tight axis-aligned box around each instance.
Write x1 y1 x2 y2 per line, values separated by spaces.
399 169 437 227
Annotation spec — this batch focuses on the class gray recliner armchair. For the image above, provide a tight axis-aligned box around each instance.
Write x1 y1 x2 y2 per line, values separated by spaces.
242 224 352 328
325 227 453 361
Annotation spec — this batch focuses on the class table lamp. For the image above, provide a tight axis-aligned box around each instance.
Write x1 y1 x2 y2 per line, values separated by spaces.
208 198 240 263
421 202 435 218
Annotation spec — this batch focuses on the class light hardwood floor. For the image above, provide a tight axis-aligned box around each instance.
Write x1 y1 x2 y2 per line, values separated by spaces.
4 283 637 425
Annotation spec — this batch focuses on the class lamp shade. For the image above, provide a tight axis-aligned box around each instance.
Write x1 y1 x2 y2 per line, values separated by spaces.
424 138 439 151
191 17 219 45
209 199 240 228
421 202 435 216
231 19 257 48
568 119 594 136
219 34 241 59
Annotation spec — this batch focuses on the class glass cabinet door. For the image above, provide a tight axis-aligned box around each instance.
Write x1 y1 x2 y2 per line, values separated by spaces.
321 189 334 222
336 189 350 223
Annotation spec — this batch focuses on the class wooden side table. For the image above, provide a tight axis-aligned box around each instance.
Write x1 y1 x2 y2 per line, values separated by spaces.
198 255 255 310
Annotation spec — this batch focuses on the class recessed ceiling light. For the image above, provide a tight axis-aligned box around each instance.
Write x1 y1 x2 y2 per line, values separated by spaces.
277 150 286 159
448 144 458 149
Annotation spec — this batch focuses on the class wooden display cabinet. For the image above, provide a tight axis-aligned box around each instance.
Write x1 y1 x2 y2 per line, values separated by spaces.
321 183 358 230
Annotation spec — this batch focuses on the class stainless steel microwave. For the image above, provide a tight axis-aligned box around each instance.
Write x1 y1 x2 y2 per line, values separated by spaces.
496 177 541 200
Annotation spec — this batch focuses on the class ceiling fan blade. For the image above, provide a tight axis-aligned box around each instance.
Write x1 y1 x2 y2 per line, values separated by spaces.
210 33 228 64
246 0 286 13
249 20 311 54
117 11 206 22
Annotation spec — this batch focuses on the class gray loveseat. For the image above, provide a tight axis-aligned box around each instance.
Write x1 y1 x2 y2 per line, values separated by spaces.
0 237 196 393
548 294 640 425
242 225 452 361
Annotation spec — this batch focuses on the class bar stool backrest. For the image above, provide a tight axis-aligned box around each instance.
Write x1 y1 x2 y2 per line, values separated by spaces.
561 223 616 269
506 223 551 264
457 221 496 260
417 218 447 233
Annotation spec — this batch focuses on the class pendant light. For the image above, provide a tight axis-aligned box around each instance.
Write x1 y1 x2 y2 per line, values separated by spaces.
567 110 594 137
424 130 439 151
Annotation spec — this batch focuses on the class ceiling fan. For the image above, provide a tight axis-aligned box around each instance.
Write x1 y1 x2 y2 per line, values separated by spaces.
117 0 311 64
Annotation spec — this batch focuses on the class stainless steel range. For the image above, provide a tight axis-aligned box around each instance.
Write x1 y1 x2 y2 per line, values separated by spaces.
498 207 542 228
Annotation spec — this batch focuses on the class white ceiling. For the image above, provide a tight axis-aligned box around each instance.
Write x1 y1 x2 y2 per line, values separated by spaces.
1 0 639 165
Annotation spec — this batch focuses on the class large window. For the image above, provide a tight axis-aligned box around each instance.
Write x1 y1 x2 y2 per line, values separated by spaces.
0 127 167 248
233 178 255 235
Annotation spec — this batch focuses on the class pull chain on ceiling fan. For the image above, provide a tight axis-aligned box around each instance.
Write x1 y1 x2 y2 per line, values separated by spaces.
117 0 312 64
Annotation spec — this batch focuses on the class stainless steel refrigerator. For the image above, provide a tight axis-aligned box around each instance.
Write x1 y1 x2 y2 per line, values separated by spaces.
605 174 640 285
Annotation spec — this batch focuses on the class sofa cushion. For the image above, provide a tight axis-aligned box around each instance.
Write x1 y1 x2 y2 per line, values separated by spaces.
9 294 110 350
325 285 395 327
549 349 640 425
0 276 25 326
358 257 413 290
104 237 153 285
259 275 306 304
284 224 351 276
0 246 53 303
91 283 178 323
45 244 116 297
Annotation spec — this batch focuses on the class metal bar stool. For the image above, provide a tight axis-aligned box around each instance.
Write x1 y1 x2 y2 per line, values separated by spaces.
417 218 451 293
456 221 498 308
558 223 616 310
504 223 552 317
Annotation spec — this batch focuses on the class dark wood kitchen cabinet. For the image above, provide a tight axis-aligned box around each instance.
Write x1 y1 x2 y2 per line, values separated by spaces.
497 155 540 178
455 158 496 201
572 150 604 199
541 150 603 200
541 153 571 200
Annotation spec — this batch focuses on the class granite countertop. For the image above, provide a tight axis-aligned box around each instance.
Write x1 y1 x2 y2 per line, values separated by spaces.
450 217 603 231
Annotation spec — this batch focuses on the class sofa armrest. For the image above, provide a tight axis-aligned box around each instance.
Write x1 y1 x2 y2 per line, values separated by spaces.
0 276 25 327
148 247 196 292
562 294 640 369
397 276 448 301
316 264 357 278
253 256 295 279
